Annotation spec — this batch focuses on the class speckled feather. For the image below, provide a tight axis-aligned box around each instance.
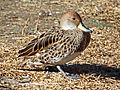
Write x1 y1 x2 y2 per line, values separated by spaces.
18 11 92 67
18 29 90 66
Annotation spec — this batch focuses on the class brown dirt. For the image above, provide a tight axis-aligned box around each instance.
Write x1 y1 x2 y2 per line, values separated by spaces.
0 0 120 90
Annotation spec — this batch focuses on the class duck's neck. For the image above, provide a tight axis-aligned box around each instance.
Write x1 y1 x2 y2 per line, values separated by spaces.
60 20 77 30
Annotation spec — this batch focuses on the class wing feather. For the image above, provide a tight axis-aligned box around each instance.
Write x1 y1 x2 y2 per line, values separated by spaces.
18 31 62 57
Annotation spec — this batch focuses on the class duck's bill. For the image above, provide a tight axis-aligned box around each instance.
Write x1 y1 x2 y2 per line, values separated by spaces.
78 23 93 33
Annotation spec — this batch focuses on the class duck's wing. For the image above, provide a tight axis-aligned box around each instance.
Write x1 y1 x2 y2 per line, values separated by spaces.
18 30 64 57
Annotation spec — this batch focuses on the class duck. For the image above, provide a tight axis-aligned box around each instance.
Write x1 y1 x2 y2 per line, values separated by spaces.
18 10 92 79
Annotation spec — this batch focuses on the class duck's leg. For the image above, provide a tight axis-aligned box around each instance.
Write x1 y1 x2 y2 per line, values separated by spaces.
56 66 80 80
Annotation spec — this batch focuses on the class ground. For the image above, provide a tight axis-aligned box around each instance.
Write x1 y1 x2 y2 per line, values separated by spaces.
0 0 120 90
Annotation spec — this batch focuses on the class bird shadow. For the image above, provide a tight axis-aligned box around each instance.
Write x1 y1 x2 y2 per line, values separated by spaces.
21 64 120 80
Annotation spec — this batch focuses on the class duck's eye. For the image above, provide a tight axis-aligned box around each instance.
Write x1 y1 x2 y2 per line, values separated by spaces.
72 18 76 20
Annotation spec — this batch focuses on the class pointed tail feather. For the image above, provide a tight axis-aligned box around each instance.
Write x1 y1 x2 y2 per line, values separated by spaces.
18 43 35 57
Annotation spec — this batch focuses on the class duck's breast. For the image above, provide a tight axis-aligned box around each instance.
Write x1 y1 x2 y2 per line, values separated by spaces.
77 32 91 52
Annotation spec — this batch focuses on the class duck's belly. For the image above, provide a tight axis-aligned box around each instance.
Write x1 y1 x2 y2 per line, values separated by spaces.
51 52 81 66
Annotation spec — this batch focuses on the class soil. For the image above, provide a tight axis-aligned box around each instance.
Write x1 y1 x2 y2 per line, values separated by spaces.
0 0 120 90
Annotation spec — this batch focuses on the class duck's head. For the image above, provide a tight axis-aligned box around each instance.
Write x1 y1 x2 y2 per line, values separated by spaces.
60 11 92 33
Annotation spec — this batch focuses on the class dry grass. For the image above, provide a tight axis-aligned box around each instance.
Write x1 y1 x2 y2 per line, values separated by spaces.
0 0 120 90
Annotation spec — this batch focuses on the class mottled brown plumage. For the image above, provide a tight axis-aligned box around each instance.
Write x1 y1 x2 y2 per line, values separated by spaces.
18 30 91 65
18 11 92 79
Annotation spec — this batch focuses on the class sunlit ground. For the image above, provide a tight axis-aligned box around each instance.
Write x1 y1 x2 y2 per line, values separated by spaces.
0 0 120 90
